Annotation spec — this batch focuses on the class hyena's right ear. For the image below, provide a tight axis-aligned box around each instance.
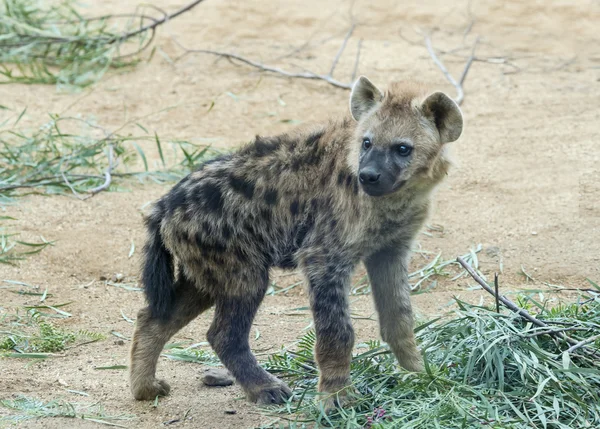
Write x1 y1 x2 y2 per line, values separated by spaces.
349 76 384 121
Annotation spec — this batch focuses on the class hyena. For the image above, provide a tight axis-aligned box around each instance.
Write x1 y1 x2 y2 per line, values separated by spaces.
129 76 463 407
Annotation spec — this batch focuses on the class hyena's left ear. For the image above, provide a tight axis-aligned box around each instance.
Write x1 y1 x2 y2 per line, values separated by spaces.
421 92 463 144
349 76 384 121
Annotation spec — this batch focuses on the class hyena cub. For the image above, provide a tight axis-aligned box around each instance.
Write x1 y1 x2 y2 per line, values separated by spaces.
130 76 463 407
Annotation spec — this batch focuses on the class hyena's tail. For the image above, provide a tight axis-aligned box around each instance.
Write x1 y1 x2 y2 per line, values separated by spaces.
142 214 175 320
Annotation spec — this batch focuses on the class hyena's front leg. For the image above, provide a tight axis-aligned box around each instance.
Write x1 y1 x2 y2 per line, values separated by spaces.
365 245 423 371
303 256 355 409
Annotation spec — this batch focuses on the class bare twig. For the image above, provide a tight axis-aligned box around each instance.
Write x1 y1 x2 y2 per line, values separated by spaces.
459 36 479 86
114 0 207 43
61 171 86 200
457 257 599 358
351 39 363 82
494 273 500 313
566 334 600 354
87 145 114 196
329 24 356 76
0 0 205 51
524 327 591 339
175 45 353 90
424 35 479 105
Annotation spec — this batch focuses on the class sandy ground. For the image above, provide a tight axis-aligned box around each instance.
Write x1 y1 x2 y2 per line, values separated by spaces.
1 0 599 427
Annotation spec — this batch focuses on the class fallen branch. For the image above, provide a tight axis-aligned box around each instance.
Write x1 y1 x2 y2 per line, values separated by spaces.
173 20 361 91
566 334 600 354
116 0 207 43
87 145 114 197
177 48 352 89
457 257 599 358
329 24 356 76
424 35 479 105
0 0 206 49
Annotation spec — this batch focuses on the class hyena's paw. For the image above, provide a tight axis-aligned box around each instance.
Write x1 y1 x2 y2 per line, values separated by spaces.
318 388 356 413
247 380 292 405
395 350 424 372
131 377 171 400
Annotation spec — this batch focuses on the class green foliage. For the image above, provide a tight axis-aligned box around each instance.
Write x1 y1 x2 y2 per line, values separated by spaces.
262 297 600 428
0 113 220 262
0 0 151 88
0 310 105 354
0 115 219 201
0 395 134 425
162 342 221 366
0 224 53 265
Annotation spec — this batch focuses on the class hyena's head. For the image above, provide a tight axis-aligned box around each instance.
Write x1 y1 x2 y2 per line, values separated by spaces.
347 76 463 197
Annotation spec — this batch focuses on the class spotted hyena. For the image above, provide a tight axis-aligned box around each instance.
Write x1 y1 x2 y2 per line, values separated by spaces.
129 76 463 408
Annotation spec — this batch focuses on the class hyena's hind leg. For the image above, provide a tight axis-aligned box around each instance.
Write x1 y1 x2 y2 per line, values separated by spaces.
206 268 292 404
130 274 214 400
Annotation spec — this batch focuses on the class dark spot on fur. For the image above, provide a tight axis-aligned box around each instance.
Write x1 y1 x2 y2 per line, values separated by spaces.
211 240 227 253
294 216 315 248
290 200 300 216
203 267 218 285
229 174 255 199
330 219 338 230
222 224 232 240
167 184 187 211
305 131 323 146
345 174 353 188
260 208 273 225
175 230 188 245
234 247 248 263
196 182 224 213
251 136 280 157
277 254 297 270
264 188 278 206
337 171 346 186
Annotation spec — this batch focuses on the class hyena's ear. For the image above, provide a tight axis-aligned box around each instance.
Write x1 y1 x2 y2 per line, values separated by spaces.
349 76 384 121
421 92 463 144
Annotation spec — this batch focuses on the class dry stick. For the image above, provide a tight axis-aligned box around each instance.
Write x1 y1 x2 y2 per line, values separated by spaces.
566 334 600 354
459 36 480 86
0 0 204 49
456 256 599 358
176 47 353 90
424 36 479 105
114 0 207 43
173 19 359 90
329 24 356 76
87 144 114 196
494 273 500 313
351 39 363 82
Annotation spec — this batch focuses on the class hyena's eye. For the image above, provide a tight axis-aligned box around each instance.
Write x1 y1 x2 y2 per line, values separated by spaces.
362 137 372 150
396 144 413 157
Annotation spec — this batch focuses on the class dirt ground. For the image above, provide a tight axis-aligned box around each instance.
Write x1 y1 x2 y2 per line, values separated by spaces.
1 0 599 427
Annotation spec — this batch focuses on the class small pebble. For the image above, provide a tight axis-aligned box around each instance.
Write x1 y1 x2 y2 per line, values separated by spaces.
202 368 234 386
112 273 125 282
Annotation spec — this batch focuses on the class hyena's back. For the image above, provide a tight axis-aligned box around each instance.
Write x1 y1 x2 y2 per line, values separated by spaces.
143 119 357 317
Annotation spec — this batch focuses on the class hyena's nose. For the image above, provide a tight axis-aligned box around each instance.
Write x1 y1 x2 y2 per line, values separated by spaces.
359 168 381 184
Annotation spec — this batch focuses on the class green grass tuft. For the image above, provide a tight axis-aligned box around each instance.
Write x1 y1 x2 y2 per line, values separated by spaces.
261 295 600 428
0 309 105 355
0 395 134 426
